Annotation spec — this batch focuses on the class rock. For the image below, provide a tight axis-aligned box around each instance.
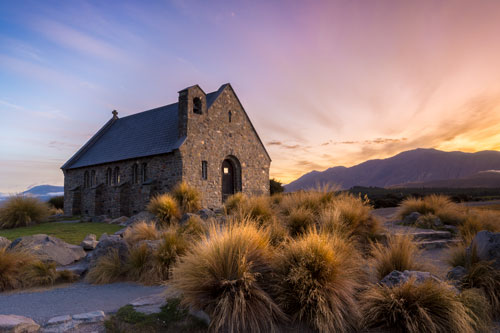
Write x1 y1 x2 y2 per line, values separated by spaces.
447 266 466 282
380 270 441 287
179 213 197 225
197 208 216 220
91 215 108 223
89 234 129 267
130 293 167 315
56 261 89 276
0 314 40 333
120 211 156 227
80 234 98 251
109 216 128 225
189 309 211 326
468 230 500 269
0 237 11 249
402 212 422 225
72 311 105 323
8 235 86 266
114 228 126 237
81 216 91 222
43 311 105 333
43 315 73 332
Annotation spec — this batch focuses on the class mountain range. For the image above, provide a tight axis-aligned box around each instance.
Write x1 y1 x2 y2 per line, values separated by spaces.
285 148 500 191
0 185 64 202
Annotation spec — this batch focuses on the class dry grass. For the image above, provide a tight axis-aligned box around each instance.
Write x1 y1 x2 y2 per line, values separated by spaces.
272 230 362 332
459 210 500 242
370 234 425 280
172 221 285 333
286 207 315 236
263 217 288 247
0 196 50 229
177 215 207 238
233 196 274 225
360 279 476 333
447 242 468 268
22 261 57 287
223 192 247 215
147 194 180 226
56 269 79 283
461 260 500 318
0 247 37 291
172 182 201 213
86 249 126 284
154 228 189 280
127 243 156 284
459 288 493 332
398 194 466 225
279 186 335 216
123 221 161 246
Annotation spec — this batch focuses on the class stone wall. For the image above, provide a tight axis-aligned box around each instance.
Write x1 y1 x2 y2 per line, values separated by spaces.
63 151 182 217
179 85 271 208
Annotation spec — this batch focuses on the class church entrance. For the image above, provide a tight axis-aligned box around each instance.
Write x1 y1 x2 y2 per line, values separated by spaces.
221 156 242 202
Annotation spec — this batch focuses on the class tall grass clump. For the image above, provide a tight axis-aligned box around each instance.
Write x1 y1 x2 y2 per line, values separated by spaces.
286 207 315 236
147 194 180 226
172 221 285 332
123 221 161 246
279 186 335 216
0 196 50 229
447 242 468 268
177 215 207 238
223 192 247 215
127 243 155 284
22 261 57 287
272 230 362 332
398 195 466 225
370 234 425 280
0 248 36 291
154 229 188 280
459 288 493 332
459 210 500 242
461 260 500 317
172 182 201 213
360 279 476 333
86 249 126 284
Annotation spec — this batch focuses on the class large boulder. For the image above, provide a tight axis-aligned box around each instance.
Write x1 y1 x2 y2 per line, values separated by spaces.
120 211 157 227
380 270 441 287
402 212 421 225
0 314 39 332
80 234 98 251
109 216 129 225
468 230 500 269
0 237 11 249
88 234 129 267
8 235 86 266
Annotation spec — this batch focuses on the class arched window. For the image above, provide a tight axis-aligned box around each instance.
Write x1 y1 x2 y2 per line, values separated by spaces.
193 97 202 114
132 164 139 184
84 171 89 188
90 170 96 187
113 167 120 185
228 111 232 123
106 168 112 185
141 163 147 182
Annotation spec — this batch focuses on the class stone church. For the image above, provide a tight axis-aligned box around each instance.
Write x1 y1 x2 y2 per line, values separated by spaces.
61 84 271 217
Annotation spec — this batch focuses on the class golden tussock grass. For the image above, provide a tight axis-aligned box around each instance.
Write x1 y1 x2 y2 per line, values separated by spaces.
153 228 189 280
22 261 57 287
86 249 126 284
0 196 50 229
279 186 335 216
272 230 362 332
147 194 180 226
177 215 207 238
172 182 201 213
459 288 493 332
0 247 37 291
447 242 468 268
123 221 161 246
370 234 426 280
286 206 315 236
126 243 156 284
360 279 477 333
459 210 500 242
461 260 500 318
223 192 247 215
172 221 285 332
398 194 466 225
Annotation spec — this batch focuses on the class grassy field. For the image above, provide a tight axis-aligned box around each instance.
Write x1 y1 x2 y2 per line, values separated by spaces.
0 222 122 245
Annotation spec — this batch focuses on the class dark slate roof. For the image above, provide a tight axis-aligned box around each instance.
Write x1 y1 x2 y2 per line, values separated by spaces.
62 102 184 169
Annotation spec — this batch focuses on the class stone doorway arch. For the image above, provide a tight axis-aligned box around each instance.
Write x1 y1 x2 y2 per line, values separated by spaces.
221 155 242 202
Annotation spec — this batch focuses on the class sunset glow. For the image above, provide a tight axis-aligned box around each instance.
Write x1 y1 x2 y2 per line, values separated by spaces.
2 1 500 192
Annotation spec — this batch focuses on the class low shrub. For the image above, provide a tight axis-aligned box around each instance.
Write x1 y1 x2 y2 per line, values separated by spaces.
272 230 362 332
0 196 50 229
172 221 284 332
370 234 425 280
123 221 161 246
0 248 36 291
147 194 180 226
172 182 201 213
360 279 476 333
86 249 126 284
286 206 315 236
48 196 64 210
461 260 500 317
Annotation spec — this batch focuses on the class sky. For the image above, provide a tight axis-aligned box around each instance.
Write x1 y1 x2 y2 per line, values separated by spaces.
2 0 500 193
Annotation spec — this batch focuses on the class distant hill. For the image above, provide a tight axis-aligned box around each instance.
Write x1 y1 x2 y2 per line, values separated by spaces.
0 185 64 202
285 148 500 191
392 170 500 188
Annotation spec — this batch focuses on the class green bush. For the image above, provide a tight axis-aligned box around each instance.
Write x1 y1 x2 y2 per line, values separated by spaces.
0 196 50 229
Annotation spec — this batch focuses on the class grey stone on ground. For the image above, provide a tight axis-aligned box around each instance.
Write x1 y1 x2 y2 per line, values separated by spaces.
88 234 129 267
113 228 126 237
8 235 86 266
43 311 105 333
402 212 421 225
468 230 500 269
80 234 98 251
90 215 108 223
56 261 89 277
129 293 167 315
380 270 441 287
0 314 40 333
197 208 216 220
0 236 11 249
109 216 128 225
120 211 156 227
447 266 466 283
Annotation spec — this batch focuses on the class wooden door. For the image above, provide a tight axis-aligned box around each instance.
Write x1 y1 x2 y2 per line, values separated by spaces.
222 159 234 202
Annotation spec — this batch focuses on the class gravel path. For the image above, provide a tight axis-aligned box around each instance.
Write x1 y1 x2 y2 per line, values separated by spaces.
0 282 165 323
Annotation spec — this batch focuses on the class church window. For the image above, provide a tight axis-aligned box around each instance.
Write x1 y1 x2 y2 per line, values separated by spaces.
193 97 202 114
132 164 139 184
91 170 96 187
113 167 120 185
202 160 208 180
84 171 89 188
142 163 147 182
106 168 112 185
228 111 232 123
